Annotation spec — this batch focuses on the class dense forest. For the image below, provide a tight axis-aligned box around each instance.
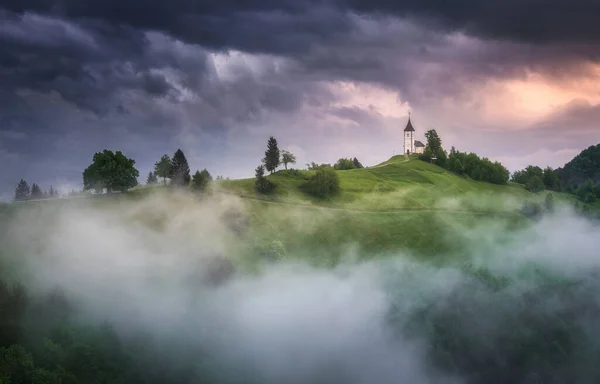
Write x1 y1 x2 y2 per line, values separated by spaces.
557 144 600 199
510 144 600 204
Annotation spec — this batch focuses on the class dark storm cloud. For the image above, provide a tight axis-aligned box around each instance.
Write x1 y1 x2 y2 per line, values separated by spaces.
1 0 599 200
4 0 600 50
2 0 598 117
342 0 600 44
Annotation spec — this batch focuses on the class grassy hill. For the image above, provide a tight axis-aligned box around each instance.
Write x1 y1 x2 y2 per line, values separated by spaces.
219 155 572 211
202 155 584 263
0 155 586 264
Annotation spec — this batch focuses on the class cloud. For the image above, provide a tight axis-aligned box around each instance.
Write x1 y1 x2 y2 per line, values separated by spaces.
0 1 599 197
3 192 600 382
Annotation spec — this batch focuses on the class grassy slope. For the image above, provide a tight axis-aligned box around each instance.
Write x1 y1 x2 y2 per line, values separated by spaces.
0 156 587 264
215 156 576 262
219 155 571 211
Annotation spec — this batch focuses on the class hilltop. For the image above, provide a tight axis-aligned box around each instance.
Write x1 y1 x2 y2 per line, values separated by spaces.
218 154 570 213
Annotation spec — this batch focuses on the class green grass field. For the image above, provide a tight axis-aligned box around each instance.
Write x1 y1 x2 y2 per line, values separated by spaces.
0 156 590 265
203 155 584 262
218 154 578 211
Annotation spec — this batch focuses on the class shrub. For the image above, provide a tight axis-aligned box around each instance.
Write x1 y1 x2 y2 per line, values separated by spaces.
261 240 287 261
525 175 545 193
334 158 356 170
255 165 275 194
303 167 340 198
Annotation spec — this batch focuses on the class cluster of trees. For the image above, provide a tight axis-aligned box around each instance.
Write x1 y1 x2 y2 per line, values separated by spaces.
13 179 59 202
418 129 510 185
254 136 296 193
446 147 510 185
511 165 560 193
253 136 342 198
81 148 214 194
511 145 600 203
334 157 363 170
556 144 600 203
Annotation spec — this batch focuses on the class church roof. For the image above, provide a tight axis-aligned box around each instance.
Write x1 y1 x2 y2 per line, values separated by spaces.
415 140 425 147
404 117 415 132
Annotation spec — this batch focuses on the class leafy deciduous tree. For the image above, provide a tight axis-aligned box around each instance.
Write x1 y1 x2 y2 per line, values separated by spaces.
82 150 139 193
303 167 340 198
334 158 356 170
576 179 597 204
526 175 546 193
543 167 560 190
192 169 213 191
154 155 172 185
281 150 296 170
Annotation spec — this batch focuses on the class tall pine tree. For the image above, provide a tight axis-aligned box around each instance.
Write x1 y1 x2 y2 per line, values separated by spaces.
146 171 158 184
170 149 191 187
262 136 280 174
30 183 43 199
14 179 30 201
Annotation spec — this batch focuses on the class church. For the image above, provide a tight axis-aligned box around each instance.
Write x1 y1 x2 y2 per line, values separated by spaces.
403 115 425 155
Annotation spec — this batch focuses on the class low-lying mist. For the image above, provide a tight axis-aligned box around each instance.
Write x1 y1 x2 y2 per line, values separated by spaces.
1 192 600 383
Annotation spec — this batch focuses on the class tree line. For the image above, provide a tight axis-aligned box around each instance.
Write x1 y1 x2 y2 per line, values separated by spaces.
253 136 367 198
13 180 60 202
417 129 511 185
509 144 600 203
80 148 215 194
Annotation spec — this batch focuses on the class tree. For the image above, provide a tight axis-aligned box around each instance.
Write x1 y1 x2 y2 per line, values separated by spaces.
146 172 158 185
255 165 274 194
30 183 43 199
334 158 356 170
303 167 340 198
446 147 509 185
525 175 545 193
576 179 597 204
543 167 559 190
421 129 447 167
154 155 172 185
14 179 30 201
307 162 332 170
82 150 139 193
192 169 213 191
262 136 280 174
48 185 57 197
169 149 191 187
353 157 364 168
281 150 296 170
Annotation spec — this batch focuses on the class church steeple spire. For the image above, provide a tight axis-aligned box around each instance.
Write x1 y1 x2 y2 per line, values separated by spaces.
404 113 415 132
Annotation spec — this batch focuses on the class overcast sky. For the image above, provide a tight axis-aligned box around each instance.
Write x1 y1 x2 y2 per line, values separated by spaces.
1 0 599 199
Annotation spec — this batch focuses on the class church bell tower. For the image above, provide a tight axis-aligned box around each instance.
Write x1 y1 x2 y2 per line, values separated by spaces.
403 113 415 155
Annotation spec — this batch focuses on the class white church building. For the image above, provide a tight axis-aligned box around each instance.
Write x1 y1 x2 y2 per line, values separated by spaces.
403 115 425 155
